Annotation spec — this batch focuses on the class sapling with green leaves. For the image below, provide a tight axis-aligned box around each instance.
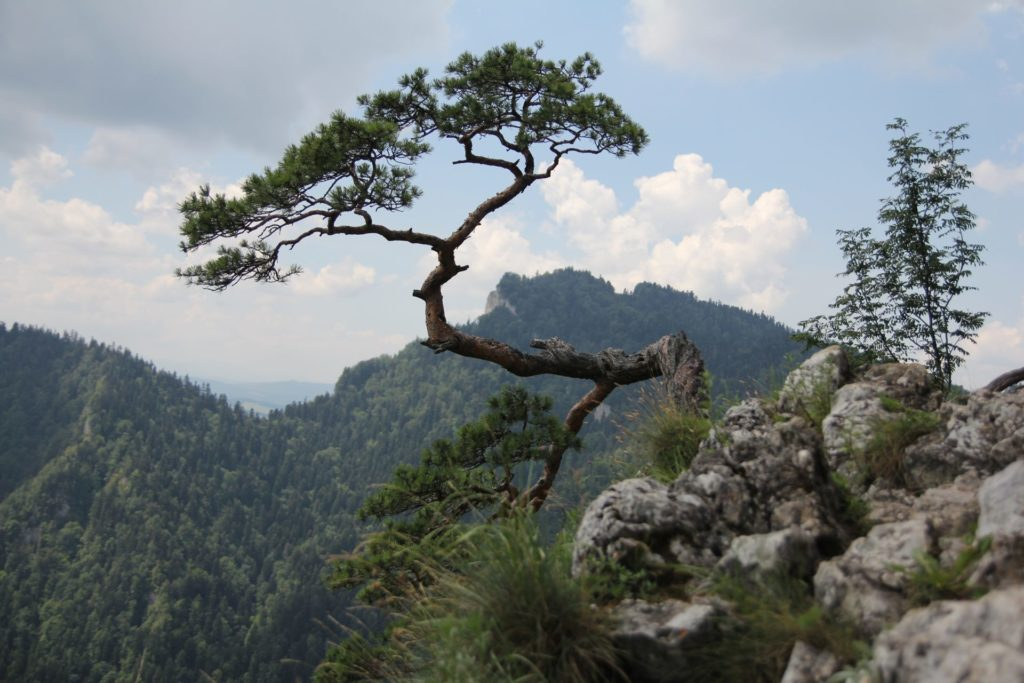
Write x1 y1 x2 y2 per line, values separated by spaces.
798 119 987 391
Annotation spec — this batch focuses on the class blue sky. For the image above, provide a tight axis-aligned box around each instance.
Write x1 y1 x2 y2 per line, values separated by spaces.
1 1 1022 388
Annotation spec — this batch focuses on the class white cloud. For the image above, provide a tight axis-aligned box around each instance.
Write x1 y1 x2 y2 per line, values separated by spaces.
0 1 453 155
83 126 184 175
418 214 567 321
625 0 1003 75
290 259 376 296
134 168 246 237
973 159 1024 192
542 156 807 312
1 149 150 263
0 151 397 382
956 319 1024 389
11 146 72 187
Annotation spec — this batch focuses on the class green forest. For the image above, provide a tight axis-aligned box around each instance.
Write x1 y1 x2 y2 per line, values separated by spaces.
0 269 801 682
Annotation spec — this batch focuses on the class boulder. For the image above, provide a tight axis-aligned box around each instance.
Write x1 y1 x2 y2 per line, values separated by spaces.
571 477 718 575
821 363 936 480
780 641 841 683
872 586 1024 683
814 519 935 636
777 346 849 416
611 598 721 683
977 460 1024 538
902 391 1024 490
969 461 1024 590
716 526 819 582
574 397 852 579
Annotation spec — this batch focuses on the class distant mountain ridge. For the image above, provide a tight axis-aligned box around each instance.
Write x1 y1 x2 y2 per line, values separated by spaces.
0 269 803 682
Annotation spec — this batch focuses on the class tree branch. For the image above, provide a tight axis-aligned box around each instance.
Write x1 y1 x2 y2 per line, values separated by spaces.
982 367 1024 393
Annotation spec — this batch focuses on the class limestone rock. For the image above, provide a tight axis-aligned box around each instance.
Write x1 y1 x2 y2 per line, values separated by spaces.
716 526 819 582
969 461 1024 590
574 397 851 578
977 460 1024 538
781 641 841 683
777 345 849 416
571 478 717 575
611 598 721 683
902 390 1024 489
821 363 936 479
814 519 934 636
872 586 1024 683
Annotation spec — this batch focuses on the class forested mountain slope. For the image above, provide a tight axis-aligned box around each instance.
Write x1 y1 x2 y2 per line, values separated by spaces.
0 269 801 682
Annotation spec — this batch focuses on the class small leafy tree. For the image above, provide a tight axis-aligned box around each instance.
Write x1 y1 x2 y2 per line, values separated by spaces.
798 119 987 390
177 42 706 508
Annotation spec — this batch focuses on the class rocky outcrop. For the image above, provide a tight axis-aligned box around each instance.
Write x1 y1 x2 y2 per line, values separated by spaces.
872 586 1024 683
821 362 938 481
610 599 722 683
573 347 1024 682
813 518 934 636
573 397 852 579
903 392 1024 489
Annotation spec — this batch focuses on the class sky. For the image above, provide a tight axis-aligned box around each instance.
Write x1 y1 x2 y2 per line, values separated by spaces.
1 0 1022 388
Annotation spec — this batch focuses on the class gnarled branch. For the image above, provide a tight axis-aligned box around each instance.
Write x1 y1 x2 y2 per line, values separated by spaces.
982 367 1024 393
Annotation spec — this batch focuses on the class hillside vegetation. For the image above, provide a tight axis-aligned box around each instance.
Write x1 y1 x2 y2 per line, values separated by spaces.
0 269 801 682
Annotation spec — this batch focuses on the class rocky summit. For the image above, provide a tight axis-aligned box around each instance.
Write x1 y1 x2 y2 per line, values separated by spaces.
573 346 1024 683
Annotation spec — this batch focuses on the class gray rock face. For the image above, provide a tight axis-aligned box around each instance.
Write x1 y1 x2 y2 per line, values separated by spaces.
821 363 936 478
611 599 721 683
571 477 717 575
969 461 1024 590
872 586 1024 683
716 526 819 582
777 345 849 416
781 641 841 683
814 519 934 636
574 397 851 577
902 391 1024 489
573 358 1024 683
978 460 1024 538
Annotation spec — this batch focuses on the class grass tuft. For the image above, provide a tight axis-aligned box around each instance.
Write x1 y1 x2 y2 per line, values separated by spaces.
413 515 626 682
681 572 864 682
892 534 991 607
619 385 711 483
857 397 940 488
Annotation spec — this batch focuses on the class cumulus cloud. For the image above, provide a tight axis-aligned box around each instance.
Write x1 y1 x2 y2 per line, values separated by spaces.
0 151 393 382
1 149 151 265
955 319 1024 389
542 156 807 312
418 214 567 321
625 0 1004 74
0 1 452 156
10 147 72 187
290 260 376 296
973 159 1024 192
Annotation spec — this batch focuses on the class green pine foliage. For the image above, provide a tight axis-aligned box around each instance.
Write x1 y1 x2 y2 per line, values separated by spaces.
329 387 578 605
